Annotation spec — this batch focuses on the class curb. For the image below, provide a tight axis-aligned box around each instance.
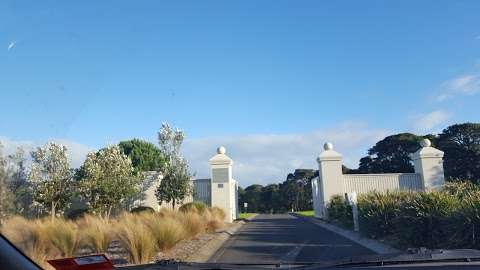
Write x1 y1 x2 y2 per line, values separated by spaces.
292 213 400 255
187 220 246 263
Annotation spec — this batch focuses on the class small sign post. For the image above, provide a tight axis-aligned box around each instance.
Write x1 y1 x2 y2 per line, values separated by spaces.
347 192 359 232
243 202 248 213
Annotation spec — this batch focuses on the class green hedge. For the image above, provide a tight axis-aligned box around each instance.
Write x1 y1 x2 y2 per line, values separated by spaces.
327 181 480 249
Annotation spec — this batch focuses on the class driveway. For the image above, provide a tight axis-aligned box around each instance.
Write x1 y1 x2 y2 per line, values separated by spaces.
210 214 374 264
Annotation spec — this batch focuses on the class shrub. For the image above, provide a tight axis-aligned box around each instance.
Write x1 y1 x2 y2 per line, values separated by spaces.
130 206 155 214
446 192 480 249
179 202 207 214
358 191 414 239
66 208 89 220
327 195 353 228
443 181 480 200
393 191 459 248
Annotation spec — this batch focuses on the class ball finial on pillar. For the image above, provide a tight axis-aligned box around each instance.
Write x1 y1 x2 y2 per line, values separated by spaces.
420 139 431 148
217 146 226 154
324 142 334 151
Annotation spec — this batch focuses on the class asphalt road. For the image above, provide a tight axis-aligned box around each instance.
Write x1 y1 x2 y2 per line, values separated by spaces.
210 214 375 264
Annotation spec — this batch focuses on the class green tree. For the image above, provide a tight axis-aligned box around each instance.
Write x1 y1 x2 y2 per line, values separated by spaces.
357 133 424 173
118 139 165 172
29 142 73 220
281 169 314 211
155 123 193 210
437 123 480 183
0 143 14 224
242 184 263 212
261 184 282 213
6 147 33 217
280 179 303 212
77 145 140 218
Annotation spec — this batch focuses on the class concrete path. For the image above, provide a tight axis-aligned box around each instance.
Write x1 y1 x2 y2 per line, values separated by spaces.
210 214 374 264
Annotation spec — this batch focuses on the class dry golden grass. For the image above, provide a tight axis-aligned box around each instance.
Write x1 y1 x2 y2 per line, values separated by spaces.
77 215 113 253
37 218 79 258
114 214 157 264
210 207 227 221
203 209 226 232
0 206 227 265
142 213 186 251
179 211 205 238
0 216 55 269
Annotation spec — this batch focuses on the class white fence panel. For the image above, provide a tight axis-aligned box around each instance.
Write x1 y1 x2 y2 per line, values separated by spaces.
343 173 422 194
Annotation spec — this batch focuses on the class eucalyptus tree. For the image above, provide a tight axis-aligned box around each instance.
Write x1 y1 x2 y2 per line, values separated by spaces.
77 145 139 218
0 143 14 223
155 123 193 210
6 147 32 217
29 142 73 219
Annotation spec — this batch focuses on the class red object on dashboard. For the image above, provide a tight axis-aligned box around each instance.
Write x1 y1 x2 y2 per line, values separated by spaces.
47 254 114 270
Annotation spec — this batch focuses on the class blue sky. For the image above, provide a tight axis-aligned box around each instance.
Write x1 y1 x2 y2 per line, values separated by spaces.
1 1 479 185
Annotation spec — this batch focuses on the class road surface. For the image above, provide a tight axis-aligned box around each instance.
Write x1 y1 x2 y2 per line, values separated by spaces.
210 214 375 264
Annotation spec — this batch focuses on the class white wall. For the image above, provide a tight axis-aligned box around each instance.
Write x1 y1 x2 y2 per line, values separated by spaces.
343 173 423 194
313 139 445 219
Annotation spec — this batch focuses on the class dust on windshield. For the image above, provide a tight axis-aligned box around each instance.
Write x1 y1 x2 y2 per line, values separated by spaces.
1 1 480 269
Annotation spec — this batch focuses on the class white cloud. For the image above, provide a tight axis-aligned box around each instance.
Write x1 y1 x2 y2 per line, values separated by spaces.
412 110 450 133
182 122 389 187
435 73 480 102
0 137 94 168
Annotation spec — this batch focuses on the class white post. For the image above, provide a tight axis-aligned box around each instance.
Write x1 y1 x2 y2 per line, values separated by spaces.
315 142 344 218
347 192 359 232
410 139 445 191
209 146 236 222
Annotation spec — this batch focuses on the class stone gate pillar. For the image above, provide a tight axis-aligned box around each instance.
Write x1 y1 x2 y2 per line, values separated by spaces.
209 146 237 222
314 142 344 218
410 139 445 191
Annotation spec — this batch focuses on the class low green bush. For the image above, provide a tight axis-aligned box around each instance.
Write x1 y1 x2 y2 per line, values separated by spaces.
179 201 207 214
358 191 413 239
130 206 155 214
66 208 89 220
393 191 459 248
446 190 480 249
327 181 480 249
327 195 353 229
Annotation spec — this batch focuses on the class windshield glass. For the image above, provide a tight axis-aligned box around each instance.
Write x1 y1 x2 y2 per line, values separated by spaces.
1 1 480 269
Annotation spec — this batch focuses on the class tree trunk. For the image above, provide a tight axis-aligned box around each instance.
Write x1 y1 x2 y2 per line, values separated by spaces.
106 205 113 220
172 199 176 210
51 202 56 221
